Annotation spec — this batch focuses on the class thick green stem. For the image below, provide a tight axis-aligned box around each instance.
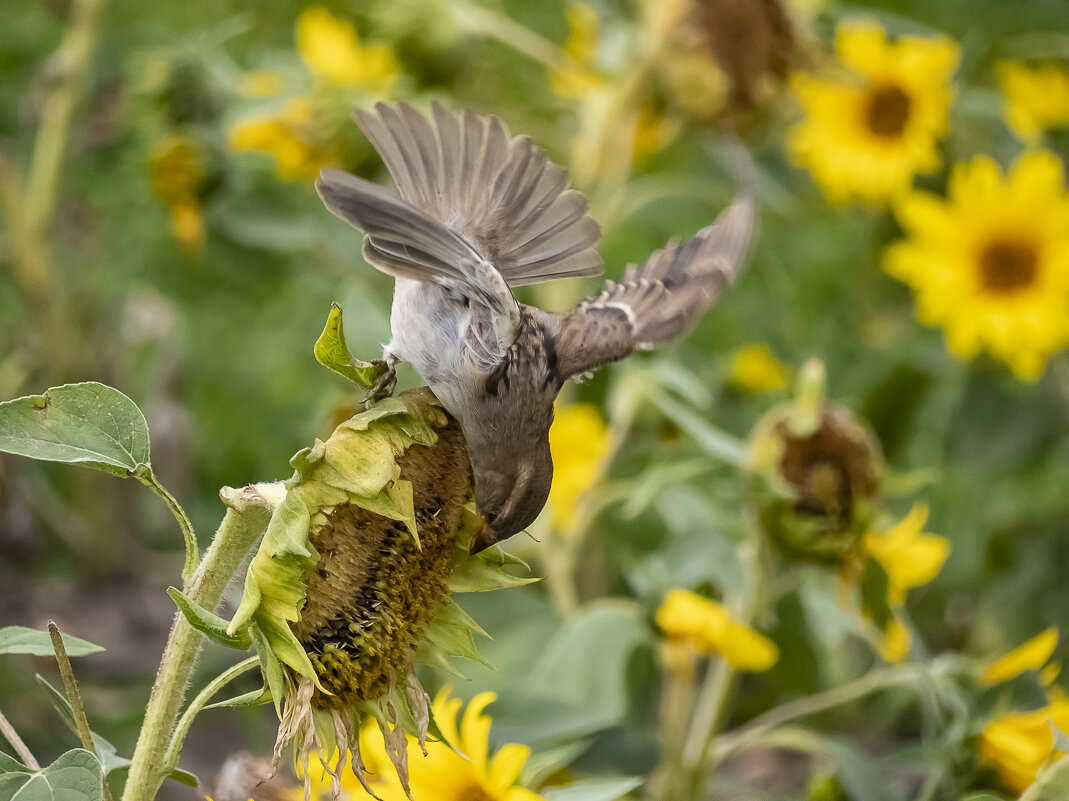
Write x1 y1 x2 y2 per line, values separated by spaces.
120 499 270 801
138 469 199 582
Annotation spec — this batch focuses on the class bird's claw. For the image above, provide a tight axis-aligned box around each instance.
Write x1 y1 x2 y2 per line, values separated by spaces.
365 360 397 406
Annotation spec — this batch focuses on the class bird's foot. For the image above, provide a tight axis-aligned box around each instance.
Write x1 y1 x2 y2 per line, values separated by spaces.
365 359 397 406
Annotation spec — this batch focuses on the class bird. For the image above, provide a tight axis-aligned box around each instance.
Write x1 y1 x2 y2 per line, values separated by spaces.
315 101 754 553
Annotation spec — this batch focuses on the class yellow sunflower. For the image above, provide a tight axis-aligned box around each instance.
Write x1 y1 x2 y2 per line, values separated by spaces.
347 688 544 801
884 150 1069 380
788 20 960 204
997 61 1069 144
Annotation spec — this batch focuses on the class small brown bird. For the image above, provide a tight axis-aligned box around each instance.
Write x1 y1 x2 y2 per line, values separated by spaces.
316 102 754 552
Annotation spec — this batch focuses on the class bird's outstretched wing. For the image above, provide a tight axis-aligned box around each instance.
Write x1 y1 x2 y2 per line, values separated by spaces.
354 101 604 286
555 178 755 380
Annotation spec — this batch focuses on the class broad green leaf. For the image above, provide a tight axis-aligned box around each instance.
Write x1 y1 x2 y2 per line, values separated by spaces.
542 778 644 801
313 304 388 391
0 748 102 801
960 794 1008 801
167 588 251 650
0 382 150 477
0 754 24 774
1021 753 1069 801
0 627 104 657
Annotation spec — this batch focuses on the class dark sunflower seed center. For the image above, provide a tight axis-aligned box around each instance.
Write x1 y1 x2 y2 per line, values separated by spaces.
865 85 911 138
459 785 496 801
979 240 1038 293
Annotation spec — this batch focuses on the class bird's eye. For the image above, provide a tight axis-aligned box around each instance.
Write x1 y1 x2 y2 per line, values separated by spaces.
483 511 499 525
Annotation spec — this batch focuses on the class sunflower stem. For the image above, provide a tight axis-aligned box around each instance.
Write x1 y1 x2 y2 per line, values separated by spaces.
121 499 271 801
676 534 774 801
0 709 39 770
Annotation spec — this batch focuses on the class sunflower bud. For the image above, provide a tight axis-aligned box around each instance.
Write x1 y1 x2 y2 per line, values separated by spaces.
224 387 532 799
747 359 883 564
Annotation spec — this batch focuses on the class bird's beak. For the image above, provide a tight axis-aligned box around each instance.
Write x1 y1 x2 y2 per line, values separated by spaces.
469 516 495 554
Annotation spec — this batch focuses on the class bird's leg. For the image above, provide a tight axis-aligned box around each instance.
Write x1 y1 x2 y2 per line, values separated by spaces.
366 350 398 404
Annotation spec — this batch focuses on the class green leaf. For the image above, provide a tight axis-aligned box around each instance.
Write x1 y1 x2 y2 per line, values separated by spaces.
167 588 251 650
313 304 388 391
859 558 893 633
203 686 271 710
542 778 644 801
0 748 103 801
0 627 104 657
0 754 24 774
35 676 128 777
249 624 285 716
0 382 151 477
1021 753 1069 801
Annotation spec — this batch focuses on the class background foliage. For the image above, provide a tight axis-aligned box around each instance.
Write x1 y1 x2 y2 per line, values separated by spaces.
2 0 1069 799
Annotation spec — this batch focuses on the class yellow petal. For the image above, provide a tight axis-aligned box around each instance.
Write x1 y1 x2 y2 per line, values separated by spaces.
981 627 1059 686
432 686 464 753
460 691 496 774
487 743 531 793
719 622 780 672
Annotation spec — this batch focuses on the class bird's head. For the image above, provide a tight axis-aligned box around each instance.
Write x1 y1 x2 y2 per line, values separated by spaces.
468 437 554 553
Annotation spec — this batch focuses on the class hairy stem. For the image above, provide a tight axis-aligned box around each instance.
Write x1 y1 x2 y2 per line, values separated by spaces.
0 709 40 770
120 499 270 801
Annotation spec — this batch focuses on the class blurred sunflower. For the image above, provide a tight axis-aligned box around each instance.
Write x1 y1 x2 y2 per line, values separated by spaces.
981 627 1059 686
229 97 337 181
296 6 400 91
884 150 1069 380
547 403 610 529
656 589 780 671
727 343 789 393
148 134 207 253
980 693 1069 794
788 20 959 204
997 61 1069 143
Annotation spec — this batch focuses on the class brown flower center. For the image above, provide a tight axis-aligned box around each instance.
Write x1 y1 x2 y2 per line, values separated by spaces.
459 785 496 801
865 85 911 138
978 240 1038 293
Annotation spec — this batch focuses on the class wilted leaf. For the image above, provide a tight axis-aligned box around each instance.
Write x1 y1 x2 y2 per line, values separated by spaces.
314 304 389 391
0 627 104 657
0 382 150 477
0 748 103 801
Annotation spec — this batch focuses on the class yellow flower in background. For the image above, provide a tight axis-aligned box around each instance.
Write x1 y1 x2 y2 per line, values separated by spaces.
980 694 1069 795
864 503 949 605
788 20 959 204
239 70 283 97
981 627 1059 686
884 150 1069 380
547 403 610 528
877 615 912 663
337 688 544 801
728 343 789 392
549 2 604 99
296 6 400 91
229 97 336 181
656 589 780 671
148 135 205 254
997 61 1069 143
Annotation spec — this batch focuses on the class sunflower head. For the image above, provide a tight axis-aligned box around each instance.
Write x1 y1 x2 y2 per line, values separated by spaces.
748 360 883 564
219 309 535 798
788 20 960 204
885 150 1069 380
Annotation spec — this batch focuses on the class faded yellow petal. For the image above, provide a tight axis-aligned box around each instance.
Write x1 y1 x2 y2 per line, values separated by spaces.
981 627 1059 686
879 615 912 663
865 503 950 599
719 622 780 671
